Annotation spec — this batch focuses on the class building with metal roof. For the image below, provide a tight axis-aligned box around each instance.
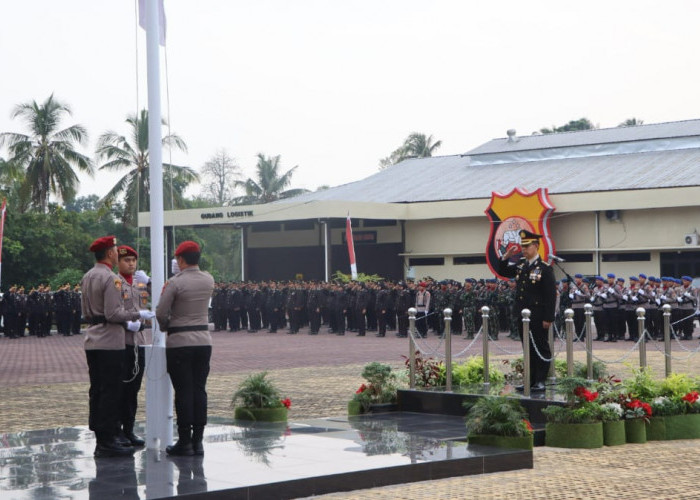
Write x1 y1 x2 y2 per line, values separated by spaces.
141 119 700 281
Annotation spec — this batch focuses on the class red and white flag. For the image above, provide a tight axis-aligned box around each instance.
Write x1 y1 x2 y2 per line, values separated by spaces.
346 214 358 279
139 0 167 46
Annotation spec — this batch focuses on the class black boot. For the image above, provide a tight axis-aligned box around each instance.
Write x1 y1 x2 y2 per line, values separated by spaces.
123 423 145 447
94 433 135 458
192 425 205 456
166 425 194 456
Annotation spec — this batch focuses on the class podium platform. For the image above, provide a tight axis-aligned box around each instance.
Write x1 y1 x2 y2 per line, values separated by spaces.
0 413 532 499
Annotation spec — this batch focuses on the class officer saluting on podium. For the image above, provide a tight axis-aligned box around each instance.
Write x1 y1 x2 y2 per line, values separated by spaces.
498 230 556 392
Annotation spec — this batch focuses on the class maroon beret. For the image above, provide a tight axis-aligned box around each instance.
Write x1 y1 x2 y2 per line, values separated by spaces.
89 235 117 253
175 240 200 256
117 245 138 259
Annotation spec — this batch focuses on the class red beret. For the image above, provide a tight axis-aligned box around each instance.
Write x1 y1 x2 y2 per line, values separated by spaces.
418 281 427 288
89 235 117 253
117 245 138 259
175 240 200 256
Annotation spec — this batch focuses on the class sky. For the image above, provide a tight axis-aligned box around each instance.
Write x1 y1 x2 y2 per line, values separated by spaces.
2 0 700 200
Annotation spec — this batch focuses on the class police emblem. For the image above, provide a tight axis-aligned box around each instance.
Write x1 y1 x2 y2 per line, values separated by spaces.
114 279 122 290
485 187 556 279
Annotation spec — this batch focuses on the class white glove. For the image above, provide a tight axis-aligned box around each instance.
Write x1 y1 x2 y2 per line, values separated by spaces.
134 270 150 286
569 293 574 300
139 310 155 320
632 296 638 302
660 295 667 301
171 258 180 274
623 294 628 301
685 292 692 298
655 298 661 305
575 290 582 296
601 293 607 299
678 297 683 303
126 320 141 332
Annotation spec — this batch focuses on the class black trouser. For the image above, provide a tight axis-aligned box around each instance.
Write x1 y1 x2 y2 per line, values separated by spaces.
355 308 366 335
416 311 427 337
249 308 261 331
680 309 695 338
452 311 463 334
86 349 125 441
268 307 280 332
334 308 346 333
121 345 145 430
519 308 551 385
397 313 408 335
626 310 639 340
289 308 301 333
228 308 241 331
309 308 321 333
603 308 618 340
71 310 82 335
57 309 71 335
386 308 397 330
573 308 585 338
166 346 212 427
377 310 387 335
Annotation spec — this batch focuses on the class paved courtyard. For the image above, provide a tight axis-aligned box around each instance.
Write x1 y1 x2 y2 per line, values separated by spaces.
3 326 700 499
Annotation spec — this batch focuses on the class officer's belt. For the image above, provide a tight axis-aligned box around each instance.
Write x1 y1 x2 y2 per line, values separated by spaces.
89 316 107 325
167 325 209 335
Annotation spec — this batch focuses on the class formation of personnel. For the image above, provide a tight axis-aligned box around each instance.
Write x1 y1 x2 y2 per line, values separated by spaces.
1 283 82 338
559 273 698 343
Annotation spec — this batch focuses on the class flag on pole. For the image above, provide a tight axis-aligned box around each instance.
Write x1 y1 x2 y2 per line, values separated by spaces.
139 0 167 46
346 213 358 280
0 199 6 289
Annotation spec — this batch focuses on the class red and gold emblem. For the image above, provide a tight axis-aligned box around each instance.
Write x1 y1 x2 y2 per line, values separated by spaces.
485 187 556 278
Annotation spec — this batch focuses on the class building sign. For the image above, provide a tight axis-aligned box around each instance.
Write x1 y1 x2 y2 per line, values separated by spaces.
200 210 254 220
342 230 377 245
484 187 556 278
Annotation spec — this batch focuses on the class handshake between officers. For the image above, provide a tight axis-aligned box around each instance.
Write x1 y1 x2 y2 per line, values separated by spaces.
498 230 556 393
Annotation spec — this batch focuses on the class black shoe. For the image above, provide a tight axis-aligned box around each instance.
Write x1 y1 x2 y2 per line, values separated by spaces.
356 333 365 337
515 385 525 392
124 431 145 447
375 333 385 337
115 431 132 447
94 439 135 458
395 333 407 338
531 382 546 392
166 440 194 456
337 332 345 336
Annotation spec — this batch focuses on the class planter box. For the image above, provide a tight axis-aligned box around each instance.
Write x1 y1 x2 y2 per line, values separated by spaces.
368 403 398 413
664 414 700 440
602 420 626 446
468 434 534 450
234 407 288 422
645 417 668 441
625 418 647 443
545 422 603 449
348 400 362 416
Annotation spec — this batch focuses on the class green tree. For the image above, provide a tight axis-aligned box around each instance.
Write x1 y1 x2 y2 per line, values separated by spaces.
379 132 442 169
95 109 198 225
0 94 93 212
618 117 644 127
539 118 596 134
234 153 308 204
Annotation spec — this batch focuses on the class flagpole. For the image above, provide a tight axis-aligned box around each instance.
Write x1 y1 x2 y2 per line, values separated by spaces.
144 0 173 452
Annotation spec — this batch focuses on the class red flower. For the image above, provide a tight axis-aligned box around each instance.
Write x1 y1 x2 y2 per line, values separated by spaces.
574 386 598 402
281 398 292 409
523 419 533 432
584 391 599 402
356 384 367 394
682 392 699 404
641 402 652 417
573 386 587 397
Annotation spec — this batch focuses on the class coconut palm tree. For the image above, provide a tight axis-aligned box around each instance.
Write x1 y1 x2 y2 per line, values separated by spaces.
234 153 308 204
0 94 93 212
379 132 442 169
95 109 198 225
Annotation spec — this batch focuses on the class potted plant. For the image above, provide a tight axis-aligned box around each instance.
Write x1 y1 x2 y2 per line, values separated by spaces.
665 391 700 440
231 372 291 422
542 377 603 449
647 396 680 441
599 402 625 446
451 356 506 388
622 396 652 443
349 362 399 415
465 396 534 450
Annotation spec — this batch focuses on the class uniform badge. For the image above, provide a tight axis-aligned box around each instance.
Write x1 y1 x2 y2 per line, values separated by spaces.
114 279 122 290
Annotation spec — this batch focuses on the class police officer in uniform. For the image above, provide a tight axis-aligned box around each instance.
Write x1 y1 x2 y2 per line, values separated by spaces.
499 230 556 392
82 235 150 458
156 241 215 456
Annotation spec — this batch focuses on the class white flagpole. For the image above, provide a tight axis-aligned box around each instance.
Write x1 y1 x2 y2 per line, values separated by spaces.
144 0 173 451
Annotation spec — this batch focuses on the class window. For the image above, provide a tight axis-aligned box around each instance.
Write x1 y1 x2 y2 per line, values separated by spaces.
409 257 445 266
602 252 651 262
329 218 359 229
362 219 397 227
251 222 282 232
558 253 593 263
284 220 315 231
453 256 487 265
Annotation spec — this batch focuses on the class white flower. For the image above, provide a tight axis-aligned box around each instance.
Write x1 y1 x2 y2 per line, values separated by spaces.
653 396 670 406
602 402 624 417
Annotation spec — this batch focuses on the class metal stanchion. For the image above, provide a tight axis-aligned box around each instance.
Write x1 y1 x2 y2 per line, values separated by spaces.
408 307 417 389
663 304 672 377
547 324 556 384
565 308 574 377
444 308 452 392
522 309 531 398
637 307 646 369
481 306 490 391
584 303 593 381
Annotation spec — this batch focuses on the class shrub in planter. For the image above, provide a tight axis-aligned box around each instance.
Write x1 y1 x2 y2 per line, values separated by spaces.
451 356 506 387
543 377 603 448
231 372 291 422
351 362 399 414
599 403 625 446
622 397 652 443
465 396 533 450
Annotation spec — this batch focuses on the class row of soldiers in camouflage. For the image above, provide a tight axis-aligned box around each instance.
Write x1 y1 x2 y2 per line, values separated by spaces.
1 283 82 338
556 273 699 342
209 278 522 339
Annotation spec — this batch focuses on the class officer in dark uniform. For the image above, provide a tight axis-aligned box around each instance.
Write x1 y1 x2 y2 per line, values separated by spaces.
70 284 82 335
499 230 556 392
